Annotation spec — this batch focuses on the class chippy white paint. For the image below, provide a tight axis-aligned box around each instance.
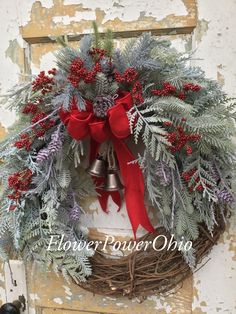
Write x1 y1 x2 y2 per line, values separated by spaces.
34 51 57 74
0 274 4 282
62 285 73 297
191 2 236 310
103 296 117 301
0 264 6 305
192 216 236 313
16 0 54 26
0 287 6 305
38 0 54 9
0 0 22 128
64 0 188 22
116 302 128 308
28 307 36 314
15 0 189 32
53 297 63 305
29 293 40 301
53 11 96 25
148 295 172 313
193 0 236 96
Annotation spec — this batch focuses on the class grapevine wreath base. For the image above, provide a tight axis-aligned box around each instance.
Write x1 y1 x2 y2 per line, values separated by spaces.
78 208 226 299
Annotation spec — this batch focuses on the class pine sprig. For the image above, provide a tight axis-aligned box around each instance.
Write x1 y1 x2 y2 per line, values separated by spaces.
92 21 101 48
102 29 114 56
128 104 176 167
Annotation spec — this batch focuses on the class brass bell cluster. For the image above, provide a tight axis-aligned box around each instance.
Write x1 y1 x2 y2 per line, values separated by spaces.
87 143 124 191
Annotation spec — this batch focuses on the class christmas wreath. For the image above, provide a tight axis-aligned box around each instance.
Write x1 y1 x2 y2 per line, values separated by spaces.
0 24 235 298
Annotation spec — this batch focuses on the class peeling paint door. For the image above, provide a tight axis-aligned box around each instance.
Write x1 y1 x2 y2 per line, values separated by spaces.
1 0 235 313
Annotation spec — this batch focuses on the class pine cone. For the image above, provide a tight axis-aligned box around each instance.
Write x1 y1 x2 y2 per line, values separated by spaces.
211 165 220 182
36 148 50 162
156 162 171 186
48 131 63 153
93 96 114 118
36 130 63 162
216 188 234 204
69 204 82 221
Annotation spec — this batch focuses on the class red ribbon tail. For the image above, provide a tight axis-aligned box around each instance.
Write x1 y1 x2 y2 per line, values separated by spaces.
125 191 155 239
97 189 121 213
110 191 122 212
97 188 109 213
112 137 155 238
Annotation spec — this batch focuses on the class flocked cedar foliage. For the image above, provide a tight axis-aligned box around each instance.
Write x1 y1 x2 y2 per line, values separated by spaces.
0 24 236 279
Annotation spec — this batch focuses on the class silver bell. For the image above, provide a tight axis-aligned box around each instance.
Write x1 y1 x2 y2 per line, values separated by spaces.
87 156 107 177
103 170 124 191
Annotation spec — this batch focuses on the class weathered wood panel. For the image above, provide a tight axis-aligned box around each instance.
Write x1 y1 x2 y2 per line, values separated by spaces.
41 310 106 314
26 262 193 314
19 0 197 43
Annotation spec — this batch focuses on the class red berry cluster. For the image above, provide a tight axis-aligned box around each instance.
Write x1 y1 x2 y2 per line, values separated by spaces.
182 168 204 193
15 99 55 150
8 169 33 203
68 58 102 86
114 67 138 84
114 68 143 104
31 111 55 137
68 58 86 86
14 134 32 151
166 126 201 154
23 99 55 137
183 83 201 92
151 82 176 96
132 81 144 104
124 68 138 83
22 102 38 114
178 92 186 100
88 48 107 61
151 82 201 100
163 121 173 127
114 71 123 83
164 118 187 127
84 62 102 83
32 69 56 94
22 98 44 115
31 112 46 124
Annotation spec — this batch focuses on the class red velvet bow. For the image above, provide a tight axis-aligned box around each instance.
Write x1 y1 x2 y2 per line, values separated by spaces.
59 91 154 237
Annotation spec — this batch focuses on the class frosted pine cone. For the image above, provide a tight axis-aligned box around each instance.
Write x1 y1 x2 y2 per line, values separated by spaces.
69 204 82 221
36 130 63 162
93 96 114 118
216 188 234 204
211 164 220 182
48 131 63 154
36 148 50 162
156 162 171 186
